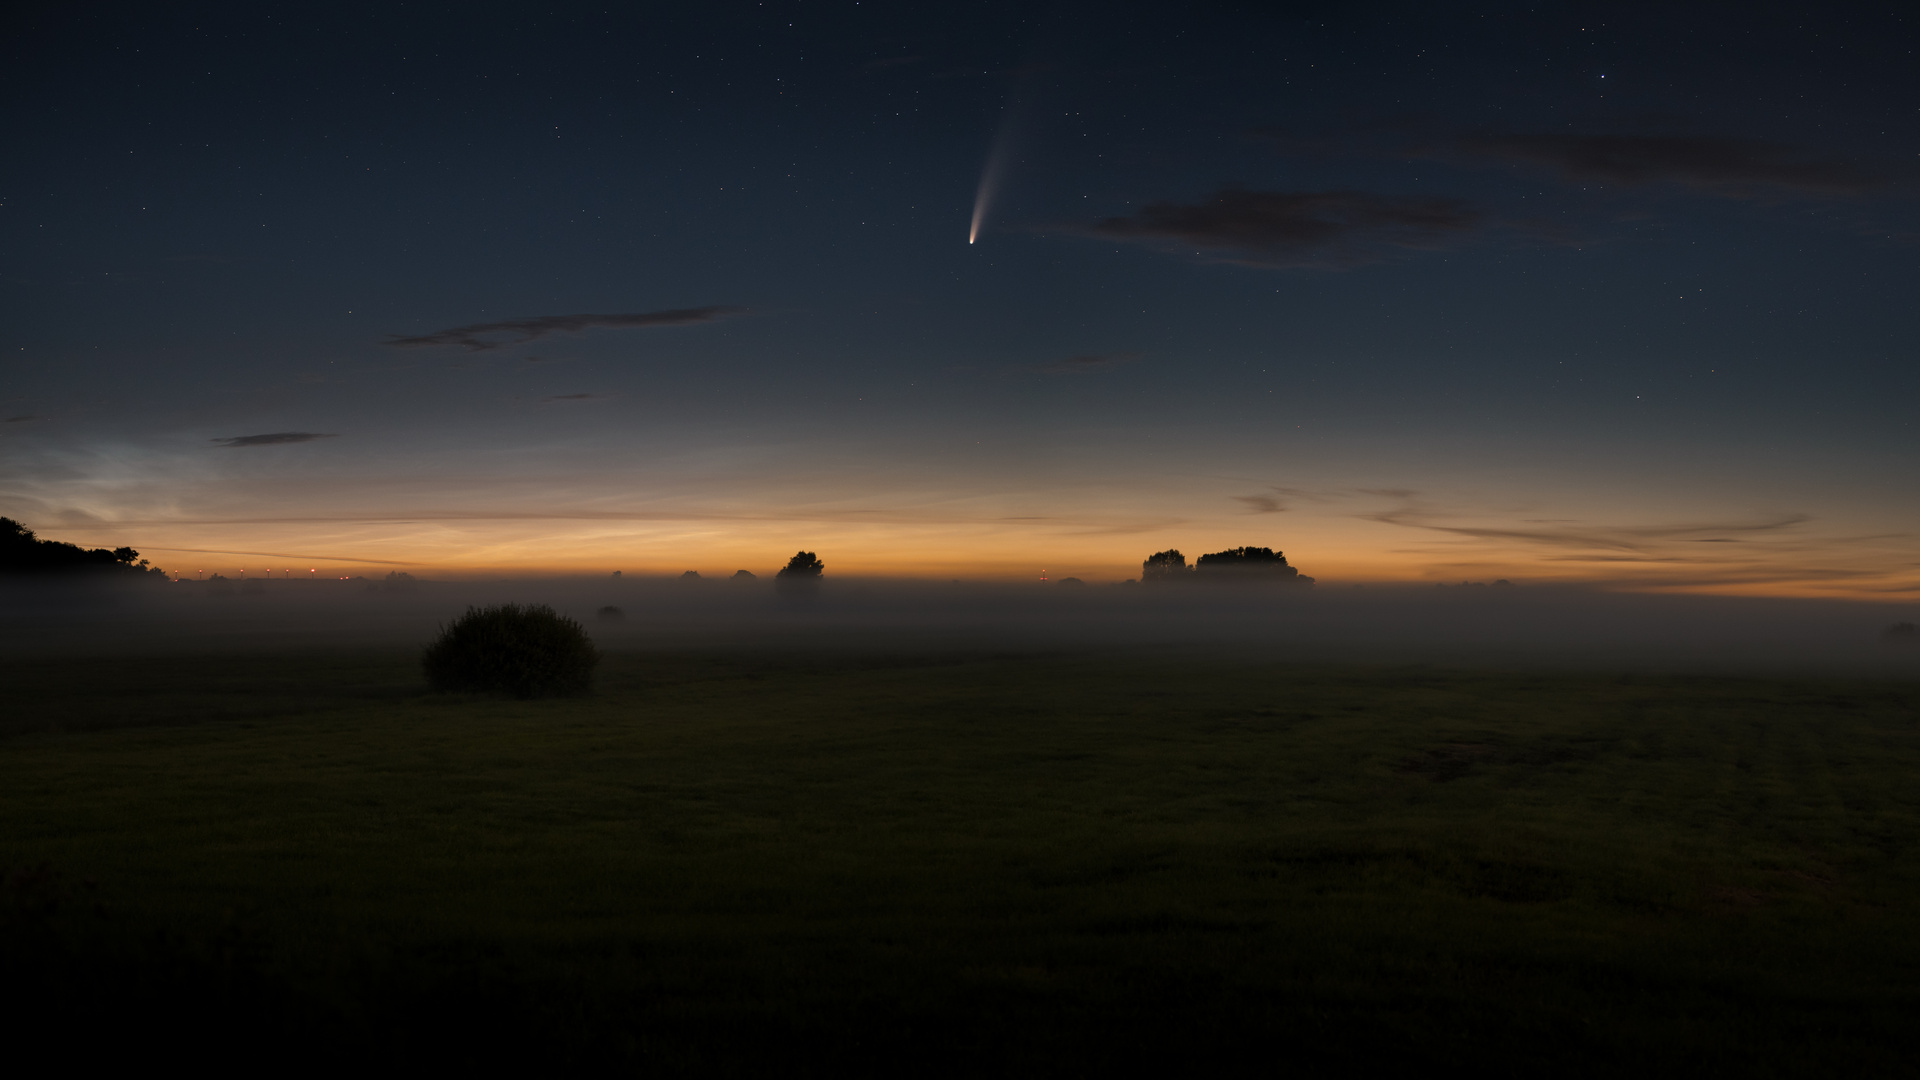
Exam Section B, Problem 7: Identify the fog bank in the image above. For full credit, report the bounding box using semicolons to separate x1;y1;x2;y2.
2;575;1916;677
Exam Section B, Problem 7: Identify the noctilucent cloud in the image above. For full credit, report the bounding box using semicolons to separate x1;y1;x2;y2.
3;3;1917;594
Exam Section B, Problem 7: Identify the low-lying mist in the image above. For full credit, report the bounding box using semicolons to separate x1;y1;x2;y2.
3;575;1916;677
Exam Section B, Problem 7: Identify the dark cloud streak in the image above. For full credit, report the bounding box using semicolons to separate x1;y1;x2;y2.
1456;133;1874;195
211;432;338;448
1232;494;1288;514
1088;187;1481;267
388;307;746;351
1366;506;1814;554
143;545;416;565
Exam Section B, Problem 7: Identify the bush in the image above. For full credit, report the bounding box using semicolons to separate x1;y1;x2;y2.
422;604;599;698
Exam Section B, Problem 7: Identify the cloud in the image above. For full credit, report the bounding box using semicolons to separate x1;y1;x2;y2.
1218;483;1410;513
541;393;598;403
1252;123;1879;204
143;545;416;566
211;432;339;448
94;508;1190;536
387;306;746;351
1352;498;1919;592
1365;504;1813;555
1087;187;1481;267
5;415;49;423
1209;484;1405;505
1231;493;1288;514
1455;133;1874;196
1037;352;1139;374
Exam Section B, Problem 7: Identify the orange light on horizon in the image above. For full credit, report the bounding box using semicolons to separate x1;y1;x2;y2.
85;506;1920;602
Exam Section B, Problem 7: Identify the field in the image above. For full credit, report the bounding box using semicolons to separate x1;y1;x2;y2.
3;648;1918;1074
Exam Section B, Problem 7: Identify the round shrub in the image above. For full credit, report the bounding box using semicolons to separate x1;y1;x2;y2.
422;603;599;698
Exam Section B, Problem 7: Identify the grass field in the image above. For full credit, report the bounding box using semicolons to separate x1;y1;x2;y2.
3;648;1918;1074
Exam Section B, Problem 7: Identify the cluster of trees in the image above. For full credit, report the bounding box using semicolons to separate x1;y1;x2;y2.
1;517;166;579
776;550;823;593
778;551;823;579
1141;546;1312;585
371;571;419;594
669;555;818;584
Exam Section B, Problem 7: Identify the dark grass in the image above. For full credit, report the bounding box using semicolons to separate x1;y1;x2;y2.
2;650;1918;1074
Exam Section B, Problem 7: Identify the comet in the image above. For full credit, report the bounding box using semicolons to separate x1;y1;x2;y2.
969;109;1018;244
968;139;1010;244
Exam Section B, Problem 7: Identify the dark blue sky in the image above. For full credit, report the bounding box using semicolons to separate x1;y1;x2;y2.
4;2;1916;590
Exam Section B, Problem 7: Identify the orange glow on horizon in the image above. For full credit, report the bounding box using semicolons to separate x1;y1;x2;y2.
40;510;1908;602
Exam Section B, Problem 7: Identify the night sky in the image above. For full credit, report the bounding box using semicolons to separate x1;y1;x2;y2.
4;2;1916;593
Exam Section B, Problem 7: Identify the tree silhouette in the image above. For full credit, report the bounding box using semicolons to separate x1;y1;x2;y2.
776;551;824;594
1141;549;1188;583
1140;545;1315;586
1;517;165;578
422;603;599;698
1195;546;1304;582
1197;546;1314;585
778;551;824;578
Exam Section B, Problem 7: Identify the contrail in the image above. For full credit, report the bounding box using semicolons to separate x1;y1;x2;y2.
142;546;417;565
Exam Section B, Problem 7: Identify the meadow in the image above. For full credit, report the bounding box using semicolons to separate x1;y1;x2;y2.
3;646;1918;1074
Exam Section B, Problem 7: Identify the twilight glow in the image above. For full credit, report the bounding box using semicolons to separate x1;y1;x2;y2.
3;6;1917;598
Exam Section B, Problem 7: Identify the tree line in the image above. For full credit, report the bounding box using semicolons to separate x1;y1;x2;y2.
0;517;166;578
1141;546;1312;585
3;522;1312;588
